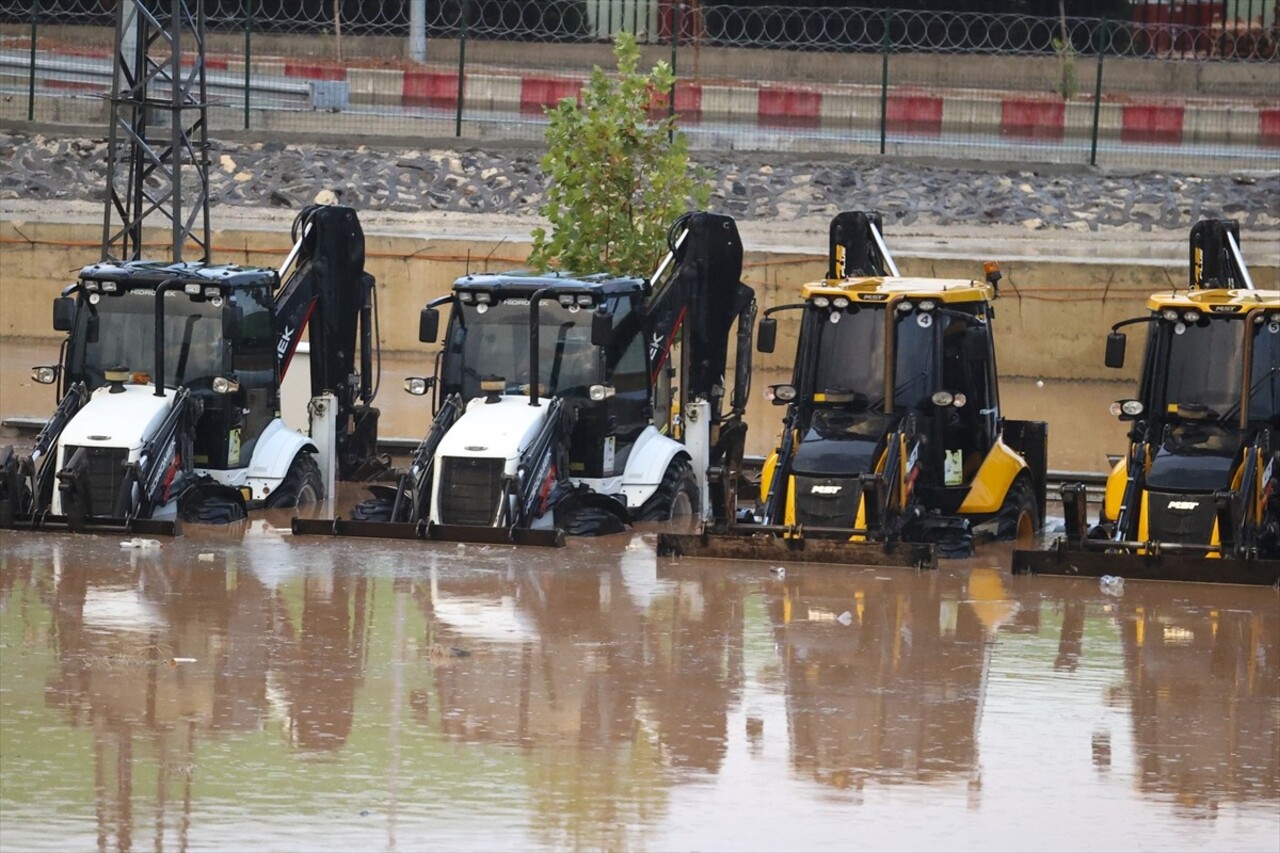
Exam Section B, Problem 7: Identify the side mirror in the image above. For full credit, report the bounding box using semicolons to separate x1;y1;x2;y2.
53;297;75;332
591;309;612;348
757;317;777;354
1104;331;1126;369
419;306;440;343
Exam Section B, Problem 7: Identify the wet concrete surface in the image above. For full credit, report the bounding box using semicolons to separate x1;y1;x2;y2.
1;521;1277;852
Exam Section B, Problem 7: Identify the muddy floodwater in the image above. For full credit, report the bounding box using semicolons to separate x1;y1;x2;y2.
1;517;1277;852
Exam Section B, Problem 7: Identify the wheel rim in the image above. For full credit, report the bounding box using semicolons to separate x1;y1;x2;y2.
1015;510;1035;547
295;479;322;513
669;490;694;520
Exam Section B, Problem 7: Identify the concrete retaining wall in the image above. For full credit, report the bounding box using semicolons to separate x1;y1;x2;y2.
4;218;1276;383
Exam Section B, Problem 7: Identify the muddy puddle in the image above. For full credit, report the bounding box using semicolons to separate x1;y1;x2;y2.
1;520;1276;851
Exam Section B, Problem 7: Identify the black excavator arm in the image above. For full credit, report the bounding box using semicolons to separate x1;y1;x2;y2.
1190;218;1253;290
274;204;384;481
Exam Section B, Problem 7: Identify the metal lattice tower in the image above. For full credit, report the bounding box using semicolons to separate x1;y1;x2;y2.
102;0;211;264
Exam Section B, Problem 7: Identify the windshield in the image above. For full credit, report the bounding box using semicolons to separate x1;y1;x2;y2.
1248;314;1280;423
1162;317;1246;416
807;305;937;411
74;289;224;390
454;300;601;399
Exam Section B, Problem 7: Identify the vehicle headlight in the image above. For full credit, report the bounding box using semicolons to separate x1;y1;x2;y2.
1161;308;1179;322
403;377;430;396
588;384;616;401
812;296;830;308
458;291;474;304
31;366;58;385
212;377;240;394
576;295;594;307
832;297;849;309
1109;399;1144;417
896;300;914;313
931;390;954;407
918;299;937;311
184;282;202;296
765;383;797;403
1182;310;1200;323
100;281;118;294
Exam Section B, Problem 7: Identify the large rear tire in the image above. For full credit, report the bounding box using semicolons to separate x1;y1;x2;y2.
182;492;246;525
266;453;324;510
995;476;1038;546
636;457;699;523
351;493;396;522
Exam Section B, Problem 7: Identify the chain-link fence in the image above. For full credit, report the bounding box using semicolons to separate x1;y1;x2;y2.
2;1;1277;170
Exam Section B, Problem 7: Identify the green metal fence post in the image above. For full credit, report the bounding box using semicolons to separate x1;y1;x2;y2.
243;0;253;130
27;0;39;121
455;0;468;138
879;8;890;155
1089;18;1107;167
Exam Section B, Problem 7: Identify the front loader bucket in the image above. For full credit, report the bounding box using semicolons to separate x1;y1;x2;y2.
5;512;179;537
1013;544;1280;587
657;529;936;570
426;523;566;548
290;517;566;548
291;517;424;540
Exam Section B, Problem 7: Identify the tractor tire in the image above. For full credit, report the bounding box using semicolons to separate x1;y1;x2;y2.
266;453;324;511
994;476;1038;546
636;457;699;523
351;493;396;522
182;493;246;525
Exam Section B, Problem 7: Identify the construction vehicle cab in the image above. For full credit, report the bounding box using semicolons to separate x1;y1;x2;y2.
1015;220;1279;585
294;211;755;546
0;204;383;534
659;211;1047;568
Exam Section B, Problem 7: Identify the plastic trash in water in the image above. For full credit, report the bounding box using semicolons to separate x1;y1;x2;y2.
1099;575;1125;596
836;611;853;626
120;538;161;550
197;553;216;562
769;565;786;578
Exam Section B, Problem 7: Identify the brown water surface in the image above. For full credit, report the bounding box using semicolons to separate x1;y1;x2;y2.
1;523;1277;851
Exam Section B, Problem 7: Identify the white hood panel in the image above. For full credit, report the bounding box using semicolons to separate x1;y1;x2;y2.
60;385;174;451
435;395;550;461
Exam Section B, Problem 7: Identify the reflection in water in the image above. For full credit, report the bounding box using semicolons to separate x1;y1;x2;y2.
272;572;370;750
417;541;745;850
761;564;1015;799
1116;585;1279;816
0;531;1277;851
2;530;372;852
1032;578;1280;822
